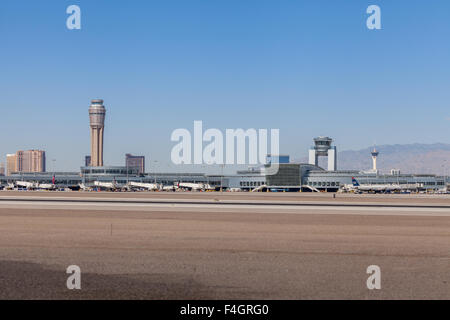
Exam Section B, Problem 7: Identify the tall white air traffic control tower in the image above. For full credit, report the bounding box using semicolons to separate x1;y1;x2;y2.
308;137;337;171
89;99;106;167
371;147;379;172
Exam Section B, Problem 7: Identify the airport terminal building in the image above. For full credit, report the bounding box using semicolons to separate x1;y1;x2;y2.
1;99;448;193
1;160;448;193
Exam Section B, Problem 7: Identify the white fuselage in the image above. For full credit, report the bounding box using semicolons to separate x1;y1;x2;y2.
16;181;35;189
128;182;160;191
37;184;55;190
94;181;116;189
343;183;420;193
178;182;204;190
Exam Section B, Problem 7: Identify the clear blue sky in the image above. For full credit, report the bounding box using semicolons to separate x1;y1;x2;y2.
1;0;449;171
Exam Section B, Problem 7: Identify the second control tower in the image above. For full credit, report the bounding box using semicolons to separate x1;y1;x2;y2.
89;99;106;167
371;147;379;172
308;136;337;171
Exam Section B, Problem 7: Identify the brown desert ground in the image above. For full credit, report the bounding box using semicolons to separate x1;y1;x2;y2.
0;191;449;299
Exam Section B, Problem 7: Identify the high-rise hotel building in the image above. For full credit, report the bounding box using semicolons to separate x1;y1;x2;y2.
6;154;16;176
7;150;46;175
125;154;145;175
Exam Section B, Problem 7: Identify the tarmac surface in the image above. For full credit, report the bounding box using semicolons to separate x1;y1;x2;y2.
0;191;449;299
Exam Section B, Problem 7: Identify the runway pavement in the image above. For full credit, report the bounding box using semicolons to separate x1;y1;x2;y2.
0;191;449;299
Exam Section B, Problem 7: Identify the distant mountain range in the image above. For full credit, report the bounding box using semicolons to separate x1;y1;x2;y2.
298;143;450;175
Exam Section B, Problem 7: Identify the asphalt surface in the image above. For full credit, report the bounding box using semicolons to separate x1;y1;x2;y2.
0;191;449;299
3;190;450;205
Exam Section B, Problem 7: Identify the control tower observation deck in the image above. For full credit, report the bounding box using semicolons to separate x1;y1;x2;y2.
308;136;337;171
89;99;106;167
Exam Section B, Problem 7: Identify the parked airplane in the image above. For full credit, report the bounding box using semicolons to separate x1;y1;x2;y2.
177;182;215;191
204;184;216;191
251;184;267;192
93;181;118;191
36;183;56;190
127;182;160;191
162;184;178;191
16;181;35;189
177;182;202;191
342;177;418;193
78;183;91;191
436;187;450;194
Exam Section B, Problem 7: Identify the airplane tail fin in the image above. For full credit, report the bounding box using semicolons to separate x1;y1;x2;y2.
351;177;360;187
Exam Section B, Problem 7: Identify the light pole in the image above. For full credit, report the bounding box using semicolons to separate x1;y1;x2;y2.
52;159;56;187
446;161;448;185
443;159;447;177
153;160;158;185
220;164;224;192
442;159;447;188
202;165;209;188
